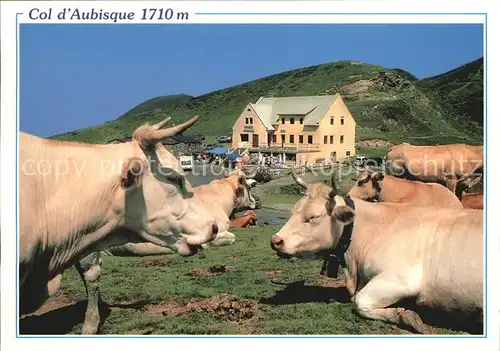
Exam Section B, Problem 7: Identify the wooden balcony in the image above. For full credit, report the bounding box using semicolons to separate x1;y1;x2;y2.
249;142;320;153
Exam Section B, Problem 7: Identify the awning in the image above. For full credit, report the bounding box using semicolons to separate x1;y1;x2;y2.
226;152;241;160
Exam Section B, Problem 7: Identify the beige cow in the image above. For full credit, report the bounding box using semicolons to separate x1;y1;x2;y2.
347;170;463;209
269;169;483;334
385;142;483;193
65;167;258;334
103;167;258;255
19;116;219;333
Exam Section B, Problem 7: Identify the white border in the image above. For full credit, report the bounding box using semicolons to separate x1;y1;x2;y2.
1;1;498;351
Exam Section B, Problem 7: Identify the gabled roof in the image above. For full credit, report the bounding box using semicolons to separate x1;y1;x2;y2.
251;94;339;129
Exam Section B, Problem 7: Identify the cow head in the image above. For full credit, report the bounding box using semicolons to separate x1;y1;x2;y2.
222;168;257;211
455;162;484;199
270;169;355;258
120;116;218;256
347;170;384;202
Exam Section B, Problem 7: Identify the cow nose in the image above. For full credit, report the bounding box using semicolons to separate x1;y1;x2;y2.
270;235;284;251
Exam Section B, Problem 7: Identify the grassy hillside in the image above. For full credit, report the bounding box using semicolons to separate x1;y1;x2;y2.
117;94;193;120
416;57;484;126
50;58;484;146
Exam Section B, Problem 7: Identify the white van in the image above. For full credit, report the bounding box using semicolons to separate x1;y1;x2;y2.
179;155;194;171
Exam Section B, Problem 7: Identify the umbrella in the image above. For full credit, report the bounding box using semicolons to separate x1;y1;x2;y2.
206;146;229;155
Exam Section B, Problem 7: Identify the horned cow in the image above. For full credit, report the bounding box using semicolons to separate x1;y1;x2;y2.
270;169;483;334
19;116;219;334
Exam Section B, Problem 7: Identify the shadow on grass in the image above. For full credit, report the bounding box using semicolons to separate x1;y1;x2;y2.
19;299;150;335
260;279;351;305
261;280;483;335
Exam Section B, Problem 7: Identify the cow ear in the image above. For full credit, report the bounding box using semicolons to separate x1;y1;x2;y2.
372;172;385;182
120;157;146;189
332;205;355;225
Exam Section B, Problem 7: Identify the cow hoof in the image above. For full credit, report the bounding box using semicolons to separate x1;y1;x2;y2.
400;310;435;334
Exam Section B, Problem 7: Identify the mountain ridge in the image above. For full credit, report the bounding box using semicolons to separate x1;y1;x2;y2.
50;57;484;146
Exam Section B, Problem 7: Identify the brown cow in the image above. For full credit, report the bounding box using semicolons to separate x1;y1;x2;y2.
269;169;483;334
385;142;483;193
19;116;219;334
459;193;484;210
348;170;463;209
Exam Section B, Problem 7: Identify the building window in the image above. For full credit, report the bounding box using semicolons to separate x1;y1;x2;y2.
290;118;295;124
300;118;303;124
330;118;334;125
250;117;253;124
281;118;285;124
341;117;345;125
340;135;344;143
272;134;277;143
247;108;251;112
299;135;304;143
346;151;351;156
308;135;313;144
324;135;328;144
240;134;249;142
245;118;248;124
330;135;334;144
281;134;286;144
290;134;295;143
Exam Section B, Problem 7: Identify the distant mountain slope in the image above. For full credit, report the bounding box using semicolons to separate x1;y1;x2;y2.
117;94;193;120
416;57;483;126
51;58;484;146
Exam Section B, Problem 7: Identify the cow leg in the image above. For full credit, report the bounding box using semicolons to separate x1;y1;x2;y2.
47;274;63;297
202;231;236;248
352;274;434;334
75;252;102;335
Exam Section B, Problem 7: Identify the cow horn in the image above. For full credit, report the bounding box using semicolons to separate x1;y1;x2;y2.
134;115;200;147
151;116;171;129
291;168;309;189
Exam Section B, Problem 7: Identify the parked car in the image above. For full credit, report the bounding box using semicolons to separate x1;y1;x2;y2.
353;155;385;169
179;155;194;171
217;136;232;143
204;143;223;150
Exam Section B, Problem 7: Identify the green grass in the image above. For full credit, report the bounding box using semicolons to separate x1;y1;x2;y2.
49;58;484;147
356;147;389;157
23;225;465;335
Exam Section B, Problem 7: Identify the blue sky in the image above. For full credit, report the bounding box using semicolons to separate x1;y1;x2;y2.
20;23;483;137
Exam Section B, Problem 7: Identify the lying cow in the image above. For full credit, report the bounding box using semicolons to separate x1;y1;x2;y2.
103;168;258;255
385;142;483;193
71;168;257;334
19;116;219;334
347;169;463;209
270;169;483;334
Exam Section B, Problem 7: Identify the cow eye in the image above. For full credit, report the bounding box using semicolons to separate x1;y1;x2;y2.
305;215;321;223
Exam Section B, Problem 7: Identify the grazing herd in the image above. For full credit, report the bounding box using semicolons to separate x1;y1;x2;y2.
18;115;485;335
